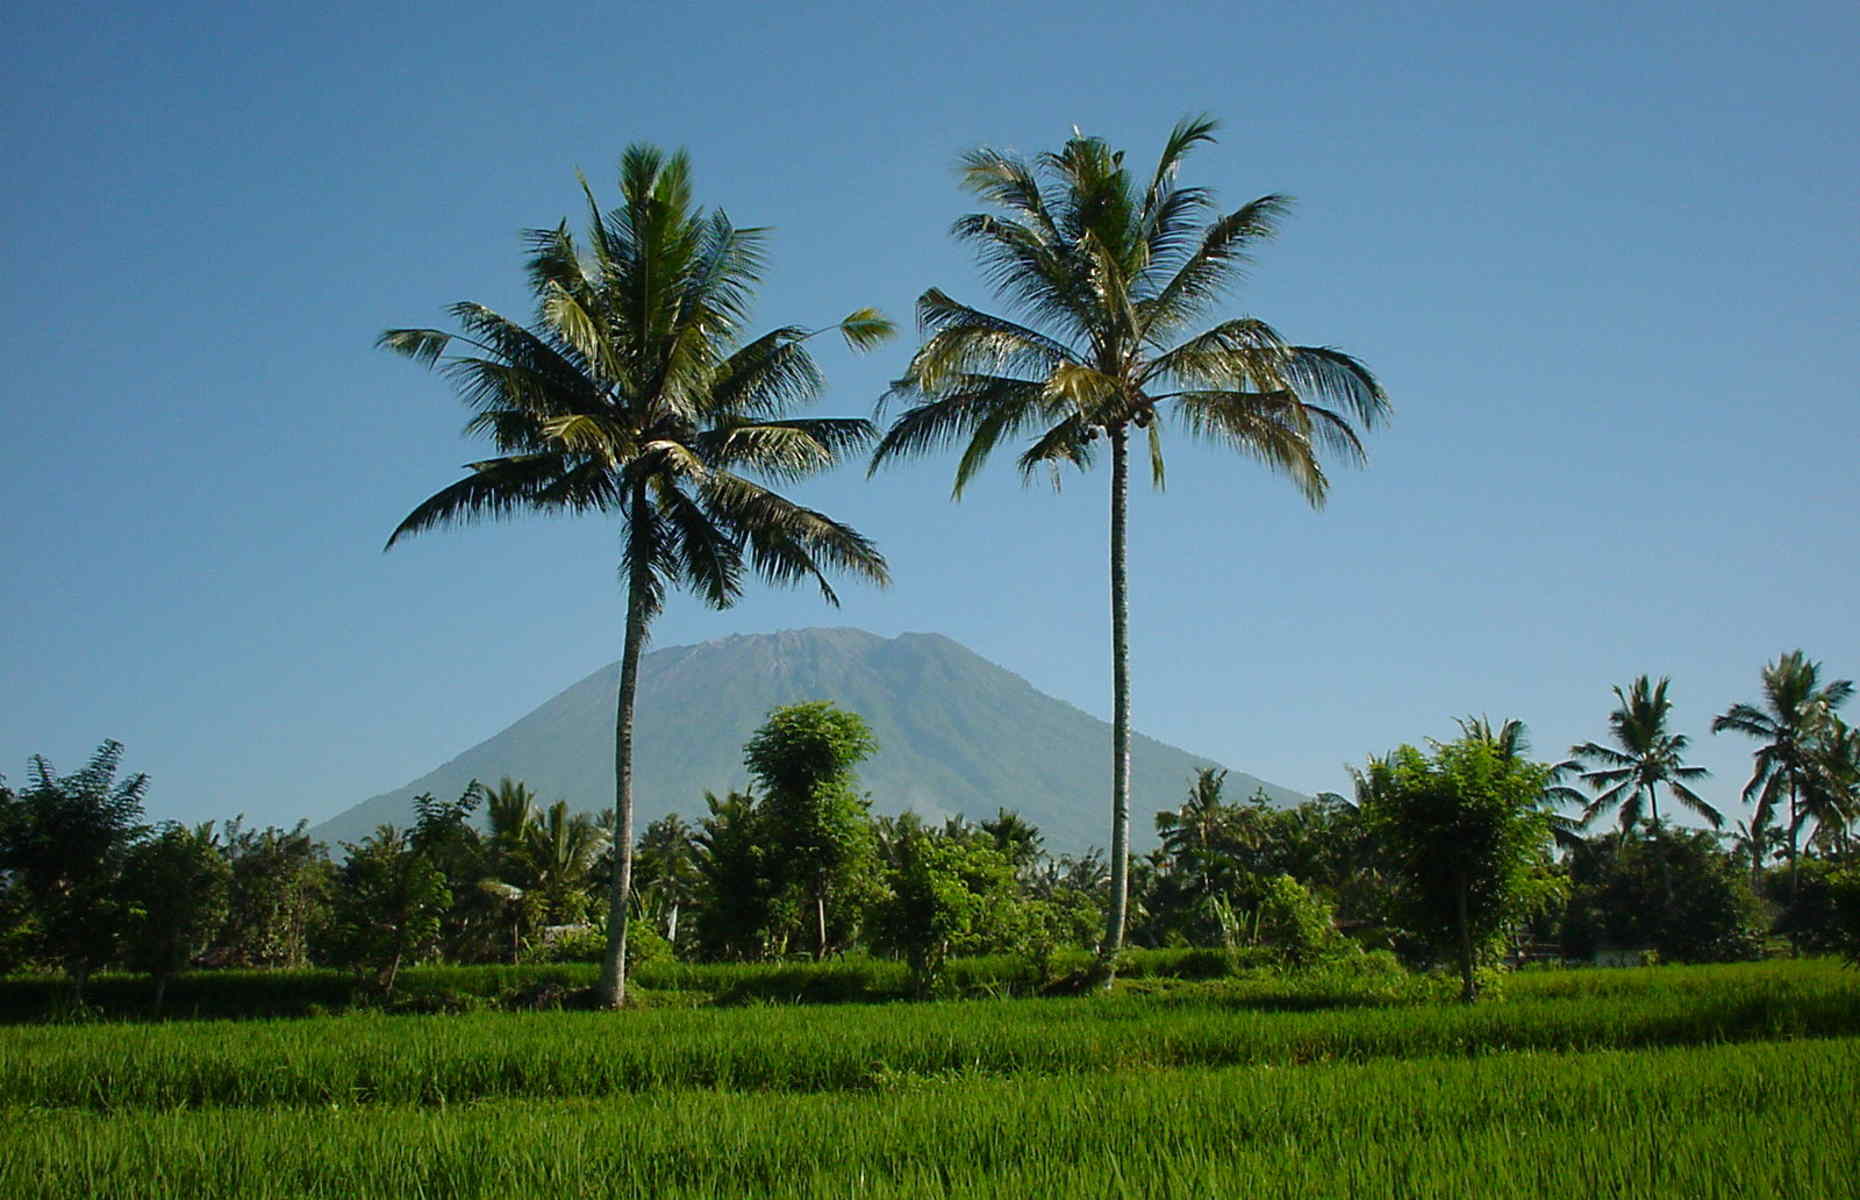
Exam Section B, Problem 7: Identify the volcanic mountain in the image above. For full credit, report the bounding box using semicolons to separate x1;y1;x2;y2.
311;628;1304;851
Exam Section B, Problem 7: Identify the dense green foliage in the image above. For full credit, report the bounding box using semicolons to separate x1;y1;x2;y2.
1359;734;1561;1000
1562;827;1766;963
118;825;232;1010
745;702;879;959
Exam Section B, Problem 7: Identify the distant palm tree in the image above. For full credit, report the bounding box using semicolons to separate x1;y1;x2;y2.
521;801;610;925
1713;650;1854;887
1569;677;1720;833
1805;717;1859;855
1455;715;1587;851
870;116;1388;983
1155;767;1238;894
381;147;891;1005
483;778;540;854
979;808;1045;874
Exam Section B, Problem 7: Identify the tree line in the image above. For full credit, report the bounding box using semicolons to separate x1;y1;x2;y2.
6;650;1858;1007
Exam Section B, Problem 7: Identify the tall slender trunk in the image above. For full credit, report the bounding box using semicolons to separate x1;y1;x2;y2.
1787;781;1801;901
1096;424;1133;986
1652;785;1673;905
815;889;829;961
598;570;650;1008
1455;880;1477;1004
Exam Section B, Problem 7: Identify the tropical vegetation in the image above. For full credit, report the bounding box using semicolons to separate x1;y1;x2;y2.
379;146;892;1005
869;116;1389;982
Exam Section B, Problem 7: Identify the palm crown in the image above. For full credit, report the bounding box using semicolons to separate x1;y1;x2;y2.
382;147;891;616
1712;650;1854;861
381;146;890;1005
870;114;1387;493
1569;676;1719;832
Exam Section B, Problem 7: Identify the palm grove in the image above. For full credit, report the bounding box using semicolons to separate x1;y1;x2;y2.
6;121;1858;1005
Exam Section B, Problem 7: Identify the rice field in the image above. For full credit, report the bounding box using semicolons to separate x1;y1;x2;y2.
3;960;1855;1196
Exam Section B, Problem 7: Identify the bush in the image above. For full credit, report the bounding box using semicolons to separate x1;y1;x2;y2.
1562;829;1766;964
1253;875;1345;967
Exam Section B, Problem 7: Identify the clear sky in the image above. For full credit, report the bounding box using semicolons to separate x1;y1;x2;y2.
3;0;1855;835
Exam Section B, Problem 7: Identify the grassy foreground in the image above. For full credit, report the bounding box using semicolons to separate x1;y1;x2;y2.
4;1039;1855;1198
4;961;1855;1110
3;961;1854;1196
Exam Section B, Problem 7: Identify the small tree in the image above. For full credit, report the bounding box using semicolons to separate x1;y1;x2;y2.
692;790;777;960
1560;828;1765;963
218;820;332;968
119;823;233;1010
868;816;1019;995
325;827;451;995
0;742;149;999
743;702;879;959
1359;734;1560;1002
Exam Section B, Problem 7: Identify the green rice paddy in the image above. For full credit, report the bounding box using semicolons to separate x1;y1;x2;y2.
3;960;1854;1196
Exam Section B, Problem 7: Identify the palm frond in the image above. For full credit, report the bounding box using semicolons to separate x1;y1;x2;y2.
386;454;575;549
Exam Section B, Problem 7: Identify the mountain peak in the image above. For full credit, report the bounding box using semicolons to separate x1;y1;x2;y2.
311;628;1303;850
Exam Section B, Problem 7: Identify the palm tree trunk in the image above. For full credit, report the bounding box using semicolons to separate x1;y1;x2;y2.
1096;424;1133;987
1787;782;1801;901
598;572;650;1008
1456;879;1477;1004
815;889;829;961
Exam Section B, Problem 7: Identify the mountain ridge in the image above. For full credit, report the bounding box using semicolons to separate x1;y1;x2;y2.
311;628;1305;851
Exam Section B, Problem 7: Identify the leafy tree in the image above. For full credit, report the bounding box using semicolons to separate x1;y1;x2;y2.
1251;874;1345;967
1568;676;1719;833
691;790;776;960
1358;734;1561;1002
409;784;503;961
1824;866;1860;965
1455;716;1587;851
868;815;1020;995
1771;856;1860;956
1713;650;1854;892
325;827;451;995
119;823;233;1010
743;701;879;959
382;148;891;1005
0;776;38;974
870;116;1387;984
0;741;149;997
1560;828;1765;963
218;819;332;968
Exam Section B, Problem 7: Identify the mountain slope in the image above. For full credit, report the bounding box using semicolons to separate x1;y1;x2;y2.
311;628;1304;851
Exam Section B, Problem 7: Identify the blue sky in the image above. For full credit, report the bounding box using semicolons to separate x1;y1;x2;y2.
3;0;1854;835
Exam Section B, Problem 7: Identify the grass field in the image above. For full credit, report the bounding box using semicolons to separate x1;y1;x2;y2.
3;960;1855;1196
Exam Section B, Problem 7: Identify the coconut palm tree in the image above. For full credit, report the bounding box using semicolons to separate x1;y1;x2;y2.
1713;650;1854;888
1568;676;1720;833
1804;716;1860;855
869;116;1388;982
1456;715;1588;853
520;800;610;925
381;146;891;1005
